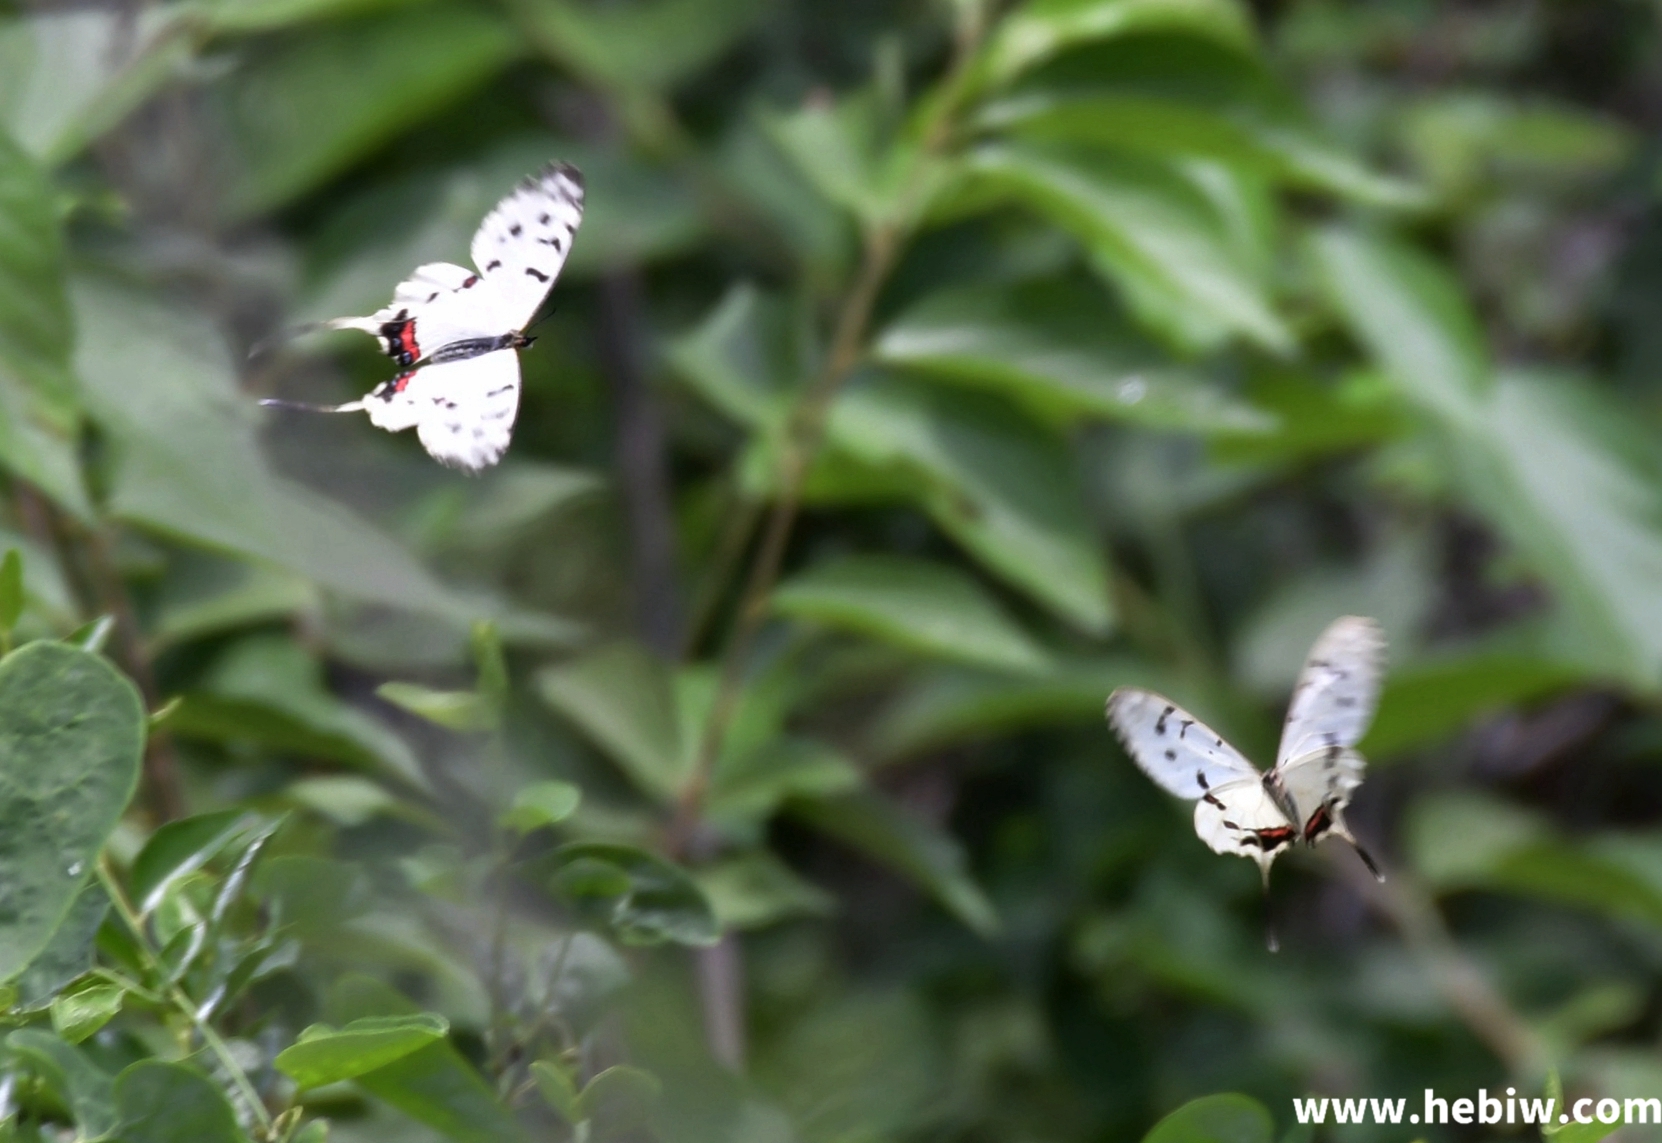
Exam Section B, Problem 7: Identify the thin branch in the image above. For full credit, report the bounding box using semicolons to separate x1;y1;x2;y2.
597;269;683;658
672;222;900;839
1345;860;1548;1076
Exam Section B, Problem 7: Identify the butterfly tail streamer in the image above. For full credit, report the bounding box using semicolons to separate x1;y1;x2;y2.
1349;839;1385;882
248;318;373;360
258;397;366;414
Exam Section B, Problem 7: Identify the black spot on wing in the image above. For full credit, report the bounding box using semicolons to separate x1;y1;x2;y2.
525;266;550;283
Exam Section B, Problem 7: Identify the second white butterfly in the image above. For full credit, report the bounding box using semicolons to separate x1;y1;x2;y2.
1105;615;1387;888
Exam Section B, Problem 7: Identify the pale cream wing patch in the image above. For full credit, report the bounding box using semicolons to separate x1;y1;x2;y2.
1275;616;1386;767
1192;777;1296;865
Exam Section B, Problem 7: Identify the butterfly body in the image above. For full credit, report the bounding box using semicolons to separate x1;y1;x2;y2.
262;162;584;472
1106;616;1386;886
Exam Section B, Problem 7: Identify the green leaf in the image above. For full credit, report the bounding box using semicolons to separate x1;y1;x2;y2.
789;789;998;936
6;1028;117;1137
707;736;862;826
114;1060;250;1143
530;1059;582;1122
276;1014;451;1090
375;682;494;733
216;4;520;218
1142;1093;1274;1143
64;615;114;653
1318;230;1662;688
579;1065;662;1135
505;0;766;93
873;278;1273;432
975;0;1257;92
978;93;1426;208
0;642;142;981
501;781;582;834
70;278;465;619
201;0;426;33
965;144;1292;353
823;378;1114;634
550;842;720;947
765;94;927;226
1311;227;1490;423
1456;372;1662;689
0;10;194;165
326;975;526;1143
772;554;1051;673
695;850;835;929
1363;652;1582;757
48;978;123;1043
1543;1072;1622;1143
0;548;21;634
166;636;426;787
536;643;685;802
871;656;1154;760
13;879;107;1009
666;282;805;430
128;810;254;917
0;130;91;518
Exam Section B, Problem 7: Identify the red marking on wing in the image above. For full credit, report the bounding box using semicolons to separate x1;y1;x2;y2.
395;322;420;362
392;371;414;392
1302;804;1332;843
1253;826;1296;848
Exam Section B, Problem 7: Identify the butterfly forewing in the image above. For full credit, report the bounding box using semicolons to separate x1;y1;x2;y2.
1105;688;1258;799
469;162;584;331
1274;616;1386;767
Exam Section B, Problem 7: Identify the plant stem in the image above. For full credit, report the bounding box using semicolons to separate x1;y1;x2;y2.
672;222;899;839
97;857;275;1134
1347;861;1547;1077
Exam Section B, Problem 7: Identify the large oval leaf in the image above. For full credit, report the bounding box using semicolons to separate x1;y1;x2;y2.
0;641;142;981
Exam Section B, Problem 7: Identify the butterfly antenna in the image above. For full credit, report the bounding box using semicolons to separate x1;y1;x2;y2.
258;397;364;414
523;305;558;337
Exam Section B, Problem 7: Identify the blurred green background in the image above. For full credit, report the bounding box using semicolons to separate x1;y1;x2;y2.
3;0;1662;1139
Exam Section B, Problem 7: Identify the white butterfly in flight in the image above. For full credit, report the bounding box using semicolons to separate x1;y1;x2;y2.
1106;616;1387;901
262;162;585;472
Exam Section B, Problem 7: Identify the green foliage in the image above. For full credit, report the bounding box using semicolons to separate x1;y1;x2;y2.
276;1013;451;1089
0;642;141;981
0;0;1660;1137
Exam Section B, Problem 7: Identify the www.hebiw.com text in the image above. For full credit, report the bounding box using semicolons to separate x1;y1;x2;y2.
1293;1090;1661;1127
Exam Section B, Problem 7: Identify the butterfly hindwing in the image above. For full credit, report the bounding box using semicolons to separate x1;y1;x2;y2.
1275;615;1386;767
1192;777;1297;866
1105;688;1258;799
360;350;520;472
